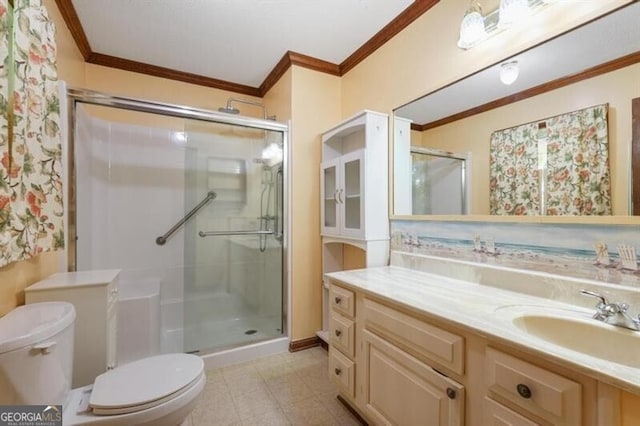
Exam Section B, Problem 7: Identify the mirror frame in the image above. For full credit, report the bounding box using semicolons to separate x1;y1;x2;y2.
392;2;640;222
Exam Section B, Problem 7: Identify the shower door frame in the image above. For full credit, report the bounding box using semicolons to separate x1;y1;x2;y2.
410;146;470;215
65;87;290;338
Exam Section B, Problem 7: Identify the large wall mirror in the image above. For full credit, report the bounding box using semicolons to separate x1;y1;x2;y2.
393;2;640;217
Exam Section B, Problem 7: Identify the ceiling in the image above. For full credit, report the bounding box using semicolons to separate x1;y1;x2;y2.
67;0;422;94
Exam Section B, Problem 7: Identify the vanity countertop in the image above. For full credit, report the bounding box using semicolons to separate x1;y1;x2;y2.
325;265;640;394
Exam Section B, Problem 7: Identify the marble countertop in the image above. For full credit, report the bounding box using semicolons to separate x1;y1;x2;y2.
325;265;640;394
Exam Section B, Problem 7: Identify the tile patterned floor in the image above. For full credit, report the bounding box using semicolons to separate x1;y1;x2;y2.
190;346;363;426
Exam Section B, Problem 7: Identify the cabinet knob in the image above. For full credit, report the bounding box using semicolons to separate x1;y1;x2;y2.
446;388;457;399
334;367;342;376
516;383;532;399
334;297;342;304
335;329;342;337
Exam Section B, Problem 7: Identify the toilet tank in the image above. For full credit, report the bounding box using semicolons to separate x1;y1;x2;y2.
0;302;75;405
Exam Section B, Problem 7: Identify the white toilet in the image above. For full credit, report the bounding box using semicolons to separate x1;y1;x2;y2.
0;302;205;425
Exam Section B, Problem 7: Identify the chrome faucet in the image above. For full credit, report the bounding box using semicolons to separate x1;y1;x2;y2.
580;290;640;331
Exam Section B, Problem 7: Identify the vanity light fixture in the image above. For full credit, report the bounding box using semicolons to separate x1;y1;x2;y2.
458;0;553;50
499;61;519;85
457;1;487;49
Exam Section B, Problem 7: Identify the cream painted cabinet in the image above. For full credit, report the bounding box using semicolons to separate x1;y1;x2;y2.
362;329;464;426
325;279;613;426
361;297;465;426
328;284;357;400
25;270;120;387
327;281;465;425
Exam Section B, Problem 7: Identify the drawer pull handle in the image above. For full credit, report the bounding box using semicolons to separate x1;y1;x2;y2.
334;296;342;304
516;384;532;399
334;367;342;376
335;329;342;337
446;388;457;399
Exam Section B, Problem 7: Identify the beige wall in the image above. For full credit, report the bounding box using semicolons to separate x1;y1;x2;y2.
288;66;341;341
264;68;293;123
0;0;86;316
420;63;640;215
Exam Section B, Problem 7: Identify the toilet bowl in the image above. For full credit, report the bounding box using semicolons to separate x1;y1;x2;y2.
0;302;204;426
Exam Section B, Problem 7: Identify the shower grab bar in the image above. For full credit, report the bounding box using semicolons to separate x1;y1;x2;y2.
156;191;217;246
198;230;274;237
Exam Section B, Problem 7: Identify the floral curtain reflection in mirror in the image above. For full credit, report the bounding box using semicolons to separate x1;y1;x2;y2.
0;0;64;268
489;104;611;216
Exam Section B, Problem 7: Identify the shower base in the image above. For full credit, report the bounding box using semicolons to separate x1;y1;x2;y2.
162;292;287;369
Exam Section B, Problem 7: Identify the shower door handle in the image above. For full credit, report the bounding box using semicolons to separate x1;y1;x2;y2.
274;167;283;242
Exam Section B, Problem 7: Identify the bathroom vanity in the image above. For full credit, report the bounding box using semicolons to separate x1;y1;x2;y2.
326;254;640;425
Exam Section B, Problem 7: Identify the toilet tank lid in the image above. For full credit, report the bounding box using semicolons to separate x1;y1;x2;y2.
0;302;75;354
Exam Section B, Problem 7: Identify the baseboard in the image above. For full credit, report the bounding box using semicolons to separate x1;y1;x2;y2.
337;394;368;426
319;339;328;351
288;336;320;352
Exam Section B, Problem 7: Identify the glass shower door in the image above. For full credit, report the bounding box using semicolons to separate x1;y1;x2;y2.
182;120;285;353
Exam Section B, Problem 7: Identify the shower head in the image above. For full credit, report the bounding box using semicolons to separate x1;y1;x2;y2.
219;98;273;119
218;105;240;114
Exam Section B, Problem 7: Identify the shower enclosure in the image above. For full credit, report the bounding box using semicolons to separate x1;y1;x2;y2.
66;89;288;357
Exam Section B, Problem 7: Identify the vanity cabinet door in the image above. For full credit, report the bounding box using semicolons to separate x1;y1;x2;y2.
363;330;464;426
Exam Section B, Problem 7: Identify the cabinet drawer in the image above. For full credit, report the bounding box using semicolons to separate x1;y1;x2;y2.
330;285;355;318
364;298;464;375
329;311;355;358
485;348;581;426
484;397;540;426
329;347;355;398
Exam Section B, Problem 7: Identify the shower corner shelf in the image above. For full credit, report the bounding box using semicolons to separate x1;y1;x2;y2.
318;110;390;343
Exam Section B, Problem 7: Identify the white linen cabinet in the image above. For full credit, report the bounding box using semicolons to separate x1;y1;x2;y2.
318;111;389;343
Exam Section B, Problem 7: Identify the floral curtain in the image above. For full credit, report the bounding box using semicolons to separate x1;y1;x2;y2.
1;0;12;257
489;104;611;216
0;0;63;268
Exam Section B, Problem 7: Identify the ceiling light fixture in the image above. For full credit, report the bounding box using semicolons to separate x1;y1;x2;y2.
499;61;519;85
457;1;487;49
458;0;554;50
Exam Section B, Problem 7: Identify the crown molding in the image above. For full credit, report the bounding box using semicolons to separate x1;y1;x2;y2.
259;51;341;95
87;52;261;97
340;0;439;75
54;0;438;97
55;0;91;60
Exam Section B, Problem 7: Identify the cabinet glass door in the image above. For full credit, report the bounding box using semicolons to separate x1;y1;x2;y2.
322;159;340;235
341;151;364;238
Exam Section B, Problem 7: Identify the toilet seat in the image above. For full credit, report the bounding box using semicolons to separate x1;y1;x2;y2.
89;353;204;416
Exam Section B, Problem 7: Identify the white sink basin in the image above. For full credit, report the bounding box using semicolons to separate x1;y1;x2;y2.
512;312;640;368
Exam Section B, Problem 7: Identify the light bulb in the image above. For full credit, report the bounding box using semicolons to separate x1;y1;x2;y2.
499;61;519;85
